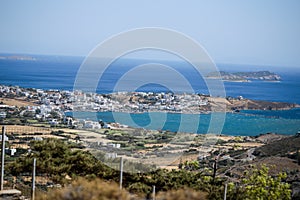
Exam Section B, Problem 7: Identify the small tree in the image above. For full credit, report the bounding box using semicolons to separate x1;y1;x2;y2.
183;160;200;171
237;165;291;200
49;110;61;119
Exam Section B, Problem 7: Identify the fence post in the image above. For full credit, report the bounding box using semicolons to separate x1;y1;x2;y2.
119;157;123;190
224;183;227;200
1;126;5;190
32;158;36;200
152;185;156;200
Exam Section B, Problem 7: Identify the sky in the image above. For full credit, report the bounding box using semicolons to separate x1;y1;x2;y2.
0;0;299;67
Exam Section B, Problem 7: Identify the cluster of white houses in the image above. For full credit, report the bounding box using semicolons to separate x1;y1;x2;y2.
0;85;212;129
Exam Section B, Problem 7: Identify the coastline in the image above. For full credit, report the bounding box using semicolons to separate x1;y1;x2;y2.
1;84;300;136
2;84;299;115
1;84;298;113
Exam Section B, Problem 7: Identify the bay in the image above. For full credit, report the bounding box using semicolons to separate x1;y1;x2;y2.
66;109;300;136
1;55;300;136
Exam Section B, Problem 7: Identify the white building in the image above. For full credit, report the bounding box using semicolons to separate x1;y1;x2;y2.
83;120;101;129
5;148;17;156
49;119;59;126
0;135;8;141
0;111;7;119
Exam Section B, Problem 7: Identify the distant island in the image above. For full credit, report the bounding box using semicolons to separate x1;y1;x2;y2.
0;54;36;61
206;70;281;82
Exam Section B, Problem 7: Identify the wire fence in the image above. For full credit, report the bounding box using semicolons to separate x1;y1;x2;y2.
1;125;54;199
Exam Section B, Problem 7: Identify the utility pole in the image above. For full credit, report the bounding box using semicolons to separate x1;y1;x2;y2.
1;126;5;190
32;158;36;200
119;157;123;190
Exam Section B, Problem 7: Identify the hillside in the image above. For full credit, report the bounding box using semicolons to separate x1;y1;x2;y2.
253;133;300;157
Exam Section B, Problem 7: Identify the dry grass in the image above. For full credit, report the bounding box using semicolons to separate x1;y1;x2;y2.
0;97;37;107
1;125;52;135
36;178;131;200
157;188;208;200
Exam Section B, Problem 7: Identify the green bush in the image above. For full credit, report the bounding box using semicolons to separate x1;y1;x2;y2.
227;165;291;200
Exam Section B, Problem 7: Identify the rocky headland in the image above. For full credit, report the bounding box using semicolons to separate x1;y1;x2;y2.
206;70;281;82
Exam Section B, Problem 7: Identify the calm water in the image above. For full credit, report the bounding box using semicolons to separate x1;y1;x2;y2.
66;109;300;136
1;55;300;135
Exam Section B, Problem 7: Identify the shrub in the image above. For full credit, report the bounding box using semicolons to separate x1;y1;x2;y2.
227;165;291;200
36;178;130;200
157;188;208;200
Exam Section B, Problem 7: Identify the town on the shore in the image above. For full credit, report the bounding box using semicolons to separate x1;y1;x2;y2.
1;84;298;130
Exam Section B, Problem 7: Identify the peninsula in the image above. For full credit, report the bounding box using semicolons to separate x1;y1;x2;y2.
206;70;281;82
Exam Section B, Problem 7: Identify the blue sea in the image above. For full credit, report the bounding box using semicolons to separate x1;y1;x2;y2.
0;55;300;136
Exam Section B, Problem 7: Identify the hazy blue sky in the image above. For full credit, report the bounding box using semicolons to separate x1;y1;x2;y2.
0;0;299;67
